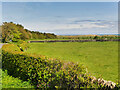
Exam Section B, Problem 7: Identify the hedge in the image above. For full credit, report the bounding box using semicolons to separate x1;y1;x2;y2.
2;44;99;89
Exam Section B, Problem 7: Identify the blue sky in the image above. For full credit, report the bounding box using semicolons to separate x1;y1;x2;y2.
2;2;118;35
1;0;120;2
0;2;2;25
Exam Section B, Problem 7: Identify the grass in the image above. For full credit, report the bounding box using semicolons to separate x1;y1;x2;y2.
1;69;34;88
25;41;118;83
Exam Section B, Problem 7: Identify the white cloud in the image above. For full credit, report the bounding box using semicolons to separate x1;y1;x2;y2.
36;23;109;31
22;17;117;35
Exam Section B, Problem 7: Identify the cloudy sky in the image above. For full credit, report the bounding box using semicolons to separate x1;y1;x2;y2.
2;2;118;35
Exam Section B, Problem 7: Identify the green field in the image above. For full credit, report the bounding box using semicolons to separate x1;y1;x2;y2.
26;41;118;82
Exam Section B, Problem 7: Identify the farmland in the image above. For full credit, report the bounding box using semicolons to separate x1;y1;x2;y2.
1;22;119;88
26;41;118;82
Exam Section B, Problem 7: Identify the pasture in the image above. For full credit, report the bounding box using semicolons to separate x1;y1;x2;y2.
26;41;118;82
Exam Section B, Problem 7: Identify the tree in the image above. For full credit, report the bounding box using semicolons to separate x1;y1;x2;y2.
2;22;57;42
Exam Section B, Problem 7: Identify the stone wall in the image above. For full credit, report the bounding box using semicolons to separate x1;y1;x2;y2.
29;39;120;43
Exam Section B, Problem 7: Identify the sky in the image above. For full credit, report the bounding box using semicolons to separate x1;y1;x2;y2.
1;0;120;2
0;2;2;25
2;2;118;35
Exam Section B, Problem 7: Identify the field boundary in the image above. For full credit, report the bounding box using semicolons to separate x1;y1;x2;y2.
29;39;120;43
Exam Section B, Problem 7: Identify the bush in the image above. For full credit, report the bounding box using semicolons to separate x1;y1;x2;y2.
2;44;100;89
2;69;34;88
17;40;29;51
2;44;21;52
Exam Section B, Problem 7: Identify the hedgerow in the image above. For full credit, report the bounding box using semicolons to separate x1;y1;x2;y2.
2;44;100;89
17;40;29;51
2;69;34;88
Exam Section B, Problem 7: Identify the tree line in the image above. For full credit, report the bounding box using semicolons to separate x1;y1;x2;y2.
1;22;57;43
58;35;118;40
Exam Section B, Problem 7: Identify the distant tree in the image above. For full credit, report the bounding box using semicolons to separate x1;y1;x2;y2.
2;22;57;42
93;36;98;39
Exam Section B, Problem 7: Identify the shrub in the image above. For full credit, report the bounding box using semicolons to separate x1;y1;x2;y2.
2;69;34;88
2;44;100;89
17;40;29;51
2;44;21;52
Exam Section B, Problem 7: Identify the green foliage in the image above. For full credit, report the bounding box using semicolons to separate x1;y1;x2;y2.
2;22;57;43
2;69;34;88
2;44;21;52
17;40;29;51
58;35;118;40
2;22;22;42
2;44;99;89
93;36;98;39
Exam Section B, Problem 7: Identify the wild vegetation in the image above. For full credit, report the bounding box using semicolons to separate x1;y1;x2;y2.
2;69;34;88
0;48;33;88
1;22;57;43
